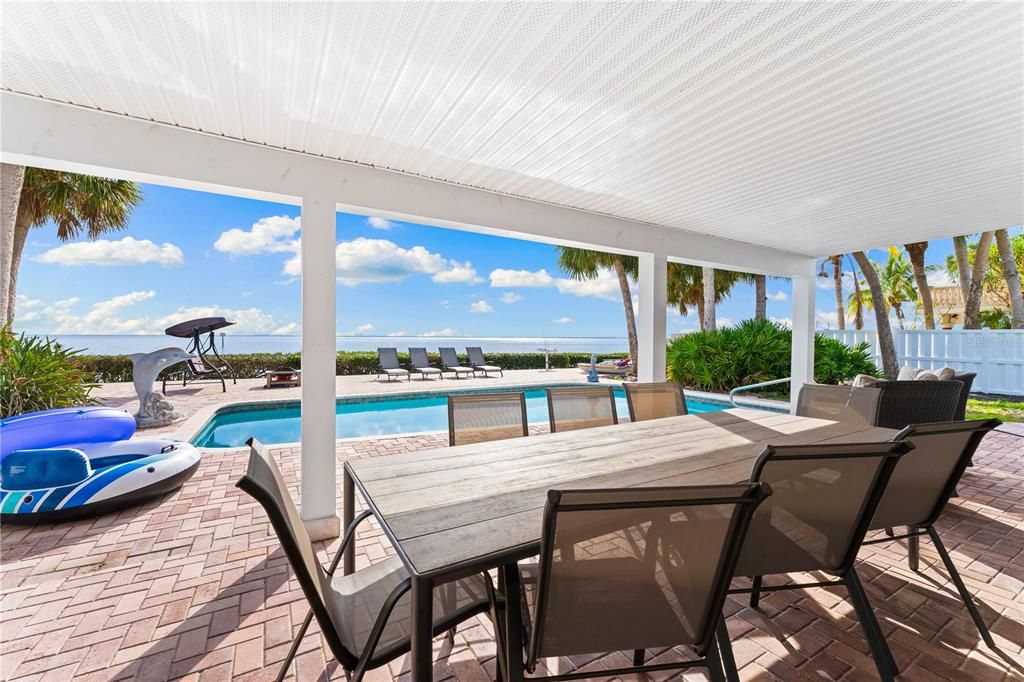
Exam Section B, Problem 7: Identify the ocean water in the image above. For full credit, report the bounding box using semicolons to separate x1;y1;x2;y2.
43;334;629;356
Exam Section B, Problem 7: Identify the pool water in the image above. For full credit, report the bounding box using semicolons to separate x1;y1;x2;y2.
193;386;727;447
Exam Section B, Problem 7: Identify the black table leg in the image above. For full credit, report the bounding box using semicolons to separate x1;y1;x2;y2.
410;576;434;681
343;469;355;575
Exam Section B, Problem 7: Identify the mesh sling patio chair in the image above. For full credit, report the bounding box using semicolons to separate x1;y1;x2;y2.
408;347;443;380
439;347;474;379
622;381;688;422
795;384;882;425
721;441;912;682
493;484;772;682
466;346;504;377
236;439;490;682
861;419;1002;647
448;392;529;446
545;386;618;433
376;347;410;382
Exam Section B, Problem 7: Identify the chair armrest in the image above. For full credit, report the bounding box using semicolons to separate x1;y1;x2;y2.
324;509;374;575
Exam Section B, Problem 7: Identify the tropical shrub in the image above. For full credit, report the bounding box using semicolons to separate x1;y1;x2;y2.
73;351;628;383
0;328;98;418
667;318;879;392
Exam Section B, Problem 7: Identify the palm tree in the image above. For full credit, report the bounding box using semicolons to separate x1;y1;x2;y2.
876;247;917;330
0;164;25;324
994;229;1024;329
753;273;767;321
666;263;743;331
701;267;716;331
847;255;864;330
963;231;995;329
819;255;846;329
3;167;142;324
556;247;638;370
852;251;898;379
952;234;972;303
903;241;935;329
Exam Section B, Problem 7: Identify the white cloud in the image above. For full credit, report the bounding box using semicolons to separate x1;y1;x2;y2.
386;331;407;337
489;266;625;301
272;322;300;335
214;215;300;255
767;291;788;302
241;291;253;298
28;291;290;335
433;261;482;284
489;268;555;288
367;216;393;230
36;237;184;267
770;316;793;328
552;316;573;324
20;311;40;321
500;292;522;304
16;295;42;309
816;310;841;328
343;322;376;335
927;270;956;288
718;317;735;328
439;300;450;309
468;300;494;313
422;328;459;337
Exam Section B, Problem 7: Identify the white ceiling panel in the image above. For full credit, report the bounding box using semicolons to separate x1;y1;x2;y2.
2;1;1021;256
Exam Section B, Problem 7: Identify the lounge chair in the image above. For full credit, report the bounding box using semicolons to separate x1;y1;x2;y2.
719;440;912;681
466;346;503;377
576;357;632;376
490;483;772;681
861;419;1002;646
623;381;688;422
408;347;442;381
236;439;490;682
162;354;231;393
545;386;617;432
264;367;301;388
448;392;528;446
376;347;409;382
439;347;474;379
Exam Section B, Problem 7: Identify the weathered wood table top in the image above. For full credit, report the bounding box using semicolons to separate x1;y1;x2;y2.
345;408;896;579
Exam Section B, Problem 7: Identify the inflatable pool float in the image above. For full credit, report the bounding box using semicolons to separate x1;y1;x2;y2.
0;408;201;524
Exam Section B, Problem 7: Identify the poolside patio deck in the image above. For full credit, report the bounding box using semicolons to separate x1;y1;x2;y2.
2;423;1022;681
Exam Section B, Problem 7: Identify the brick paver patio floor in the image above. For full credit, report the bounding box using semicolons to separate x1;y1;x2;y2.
2;427;1023;681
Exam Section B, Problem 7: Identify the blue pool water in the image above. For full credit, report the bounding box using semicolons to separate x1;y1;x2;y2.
193;386;727;447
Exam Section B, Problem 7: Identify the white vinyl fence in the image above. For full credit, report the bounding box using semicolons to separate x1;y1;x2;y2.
821;329;1024;396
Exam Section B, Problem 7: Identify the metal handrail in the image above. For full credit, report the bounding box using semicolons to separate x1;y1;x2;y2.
729;377;791;407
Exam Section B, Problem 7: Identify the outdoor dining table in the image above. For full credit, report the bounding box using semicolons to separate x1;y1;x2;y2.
342;407;898;681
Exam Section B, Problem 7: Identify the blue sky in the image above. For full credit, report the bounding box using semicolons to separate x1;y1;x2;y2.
12;182;1020;339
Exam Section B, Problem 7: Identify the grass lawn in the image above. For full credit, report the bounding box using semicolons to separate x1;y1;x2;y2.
966;396;1024;422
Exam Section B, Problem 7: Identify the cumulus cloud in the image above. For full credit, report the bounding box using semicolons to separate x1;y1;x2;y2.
16;295;42;309
433;261;482;284
927;270;956;288
500;292;522;304
490;266;624;301
489;268;555;288
552;316;573;324
767;291;788;302
770;316;793;328
816;310;841;328
36;237;184;267
386;331;407;337
422;328;459;337
468;300;494;313
367;216;393;230
26;291;293;335
214;215;300;255
272;322;300;335
343;323;376;335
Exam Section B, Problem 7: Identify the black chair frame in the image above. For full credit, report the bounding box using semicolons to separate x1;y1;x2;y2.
720;441;912;682
861;419;1002;648
447;392;529;447
499;484;772;682
236;439;487;682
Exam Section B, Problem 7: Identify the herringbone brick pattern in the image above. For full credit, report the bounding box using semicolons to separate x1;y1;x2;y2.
2;429;1022;681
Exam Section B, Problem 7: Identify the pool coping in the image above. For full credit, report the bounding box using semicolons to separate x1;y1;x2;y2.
178;381;790;448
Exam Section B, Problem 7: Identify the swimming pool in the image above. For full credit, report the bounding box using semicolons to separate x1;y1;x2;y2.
192;385;729;447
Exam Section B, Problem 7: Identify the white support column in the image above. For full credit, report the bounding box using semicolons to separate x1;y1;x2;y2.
637;253;668;383
300;195;339;540
790;259;818;414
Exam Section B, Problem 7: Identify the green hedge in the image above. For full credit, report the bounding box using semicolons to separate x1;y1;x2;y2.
73;351;628;383
666;318;879;392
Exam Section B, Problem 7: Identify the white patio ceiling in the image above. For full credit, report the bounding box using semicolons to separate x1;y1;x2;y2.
2;1;1021;258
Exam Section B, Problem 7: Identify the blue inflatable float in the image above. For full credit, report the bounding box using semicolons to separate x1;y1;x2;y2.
0;407;201;524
